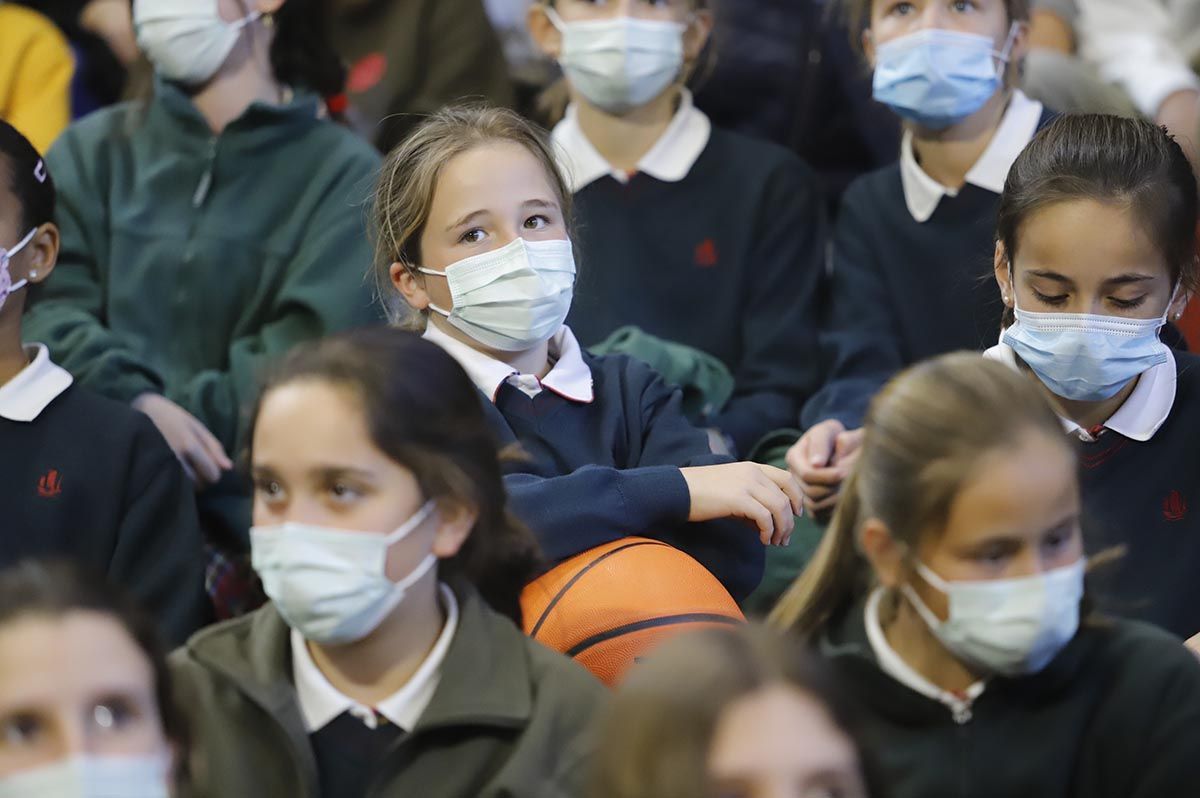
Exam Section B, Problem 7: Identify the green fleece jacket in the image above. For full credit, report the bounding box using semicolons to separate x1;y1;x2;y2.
171;581;607;798
23;81;383;455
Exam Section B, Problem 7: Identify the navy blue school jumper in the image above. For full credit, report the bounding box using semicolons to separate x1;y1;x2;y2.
485;351;763;601
818;595;1200;798
556;93;827;455
803;93;1056;431
425;323;765;601
2;347;208;643
1074;352;1200;639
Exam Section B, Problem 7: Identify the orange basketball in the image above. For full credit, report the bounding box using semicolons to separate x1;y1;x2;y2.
521;537;745;686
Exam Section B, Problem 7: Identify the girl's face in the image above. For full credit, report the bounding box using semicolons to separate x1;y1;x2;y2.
529;0;712;84
251;379;470;581
865;0;1014;65
707;684;868;798
995;198;1189;321
395;141;568;319
865;428;1083;616
872;430;1083;624
0;612;168;776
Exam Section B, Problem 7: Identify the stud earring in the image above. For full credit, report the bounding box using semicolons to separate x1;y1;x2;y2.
28;271;37;279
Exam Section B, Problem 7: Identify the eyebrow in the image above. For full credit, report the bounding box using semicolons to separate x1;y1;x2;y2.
446;209;490;233
523;198;559;211
251;464;376;481
1023;269;1157;287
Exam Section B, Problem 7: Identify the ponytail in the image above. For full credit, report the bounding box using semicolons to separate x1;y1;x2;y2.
770;353;1070;637
769;467;868;636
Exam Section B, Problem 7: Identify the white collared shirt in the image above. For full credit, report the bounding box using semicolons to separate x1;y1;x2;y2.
0;344;73;422
551;89;713;192
899;90;1044;224
292;583;459;733
423;322;595;404
865;588;987;722
984;342;1176;443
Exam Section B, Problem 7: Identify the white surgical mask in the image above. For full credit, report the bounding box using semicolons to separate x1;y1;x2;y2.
251;501;438;645
133;0;262;86
0;753;172;798
419;237;576;352
546;7;686;114
0;228;36;314
901;558;1085;676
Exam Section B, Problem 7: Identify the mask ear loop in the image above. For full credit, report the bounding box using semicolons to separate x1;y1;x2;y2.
992;21;1020;79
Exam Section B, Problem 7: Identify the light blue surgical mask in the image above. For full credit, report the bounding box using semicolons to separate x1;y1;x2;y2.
872;24;1017;130
1002;269;1177;402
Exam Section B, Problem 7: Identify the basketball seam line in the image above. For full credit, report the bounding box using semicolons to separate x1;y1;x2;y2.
528;540;667;639
565;613;742;659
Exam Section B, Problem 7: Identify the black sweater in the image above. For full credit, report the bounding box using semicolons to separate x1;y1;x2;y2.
566;128;827;454
1080;352;1200;638
4;384;208;643
803;111;1055;430
480;351;764;601
820;599;1200;798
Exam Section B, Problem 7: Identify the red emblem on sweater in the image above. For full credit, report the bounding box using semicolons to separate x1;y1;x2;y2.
694;238;718;268
1163;490;1188;522
347;53;387;94
37;470;62;498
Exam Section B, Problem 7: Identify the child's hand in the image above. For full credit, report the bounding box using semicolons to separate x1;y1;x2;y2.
133;393;233;488
681;463;803;546
786;421;864;517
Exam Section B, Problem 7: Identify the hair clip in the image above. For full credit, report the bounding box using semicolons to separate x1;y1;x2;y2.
34;160;47;184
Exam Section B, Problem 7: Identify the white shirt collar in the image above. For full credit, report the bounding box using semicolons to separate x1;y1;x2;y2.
422;322;594;404
291;583;459;734
0;344;73;422
864;588;986;716
983;342;1176;442
551;89;713;192
899;90;1044;223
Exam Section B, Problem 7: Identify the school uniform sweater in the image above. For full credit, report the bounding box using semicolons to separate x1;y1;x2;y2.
802;96;1055;430
819;598;1200;798
3;348;207;644
560;98;827;455
488;351;764;601
1071;352;1200;638
426;323;765;601
23;79;383;457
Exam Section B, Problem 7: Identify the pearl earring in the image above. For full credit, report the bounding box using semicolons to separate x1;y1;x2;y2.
29;271;37;279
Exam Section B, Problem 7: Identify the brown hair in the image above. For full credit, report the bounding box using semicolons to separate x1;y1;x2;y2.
769;353;1068;636
250;327;543;624
997;114;1199;328
0;560;188;783
839;0;1031;55
589;624;885;798
371;104;574;323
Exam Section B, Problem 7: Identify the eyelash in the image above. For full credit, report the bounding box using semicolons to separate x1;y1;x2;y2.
1031;290;1148;310
458;215;552;244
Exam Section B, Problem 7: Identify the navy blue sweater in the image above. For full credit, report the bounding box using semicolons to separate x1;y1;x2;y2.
479;351;765;601
1080;353;1200;639
566;128;827;454
3;383;208;643
803;111;1055;431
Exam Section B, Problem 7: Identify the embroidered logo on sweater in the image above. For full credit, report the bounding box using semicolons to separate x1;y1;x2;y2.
37;469;62;498
1163;490;1188;523
347;53;387;94
694;238;719;268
